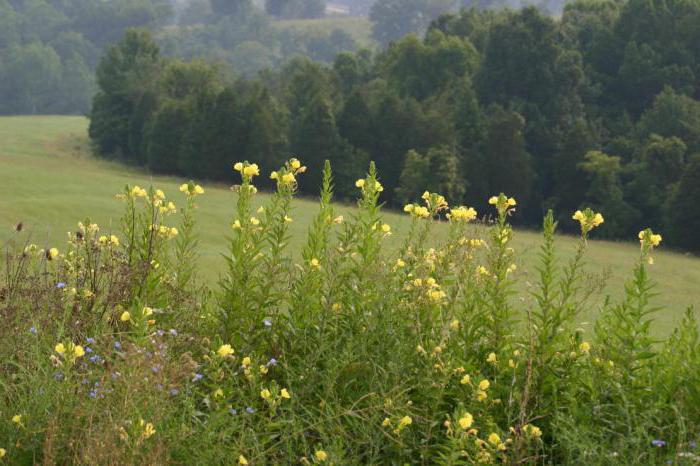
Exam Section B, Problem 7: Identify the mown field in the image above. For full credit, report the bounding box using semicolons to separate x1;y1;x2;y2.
1;115;698;335
273;16;374;47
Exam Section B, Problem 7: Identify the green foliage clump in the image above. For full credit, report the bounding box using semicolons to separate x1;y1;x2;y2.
1;160;697;465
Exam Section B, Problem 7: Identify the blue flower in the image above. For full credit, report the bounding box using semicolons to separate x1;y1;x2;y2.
651;440;666;447
169;388;179;396
85;347;93;354
263;319;272;328
54;372;64;381
169;329;178;336
229;408;238;415
89;355;101;363
29;326;38;335
56;282;66;289
690;441;697;449
86;337;95;344
267;358;278;366
114;341;122;350
246;407;255;414
192;373;203;382
151;365;161;374
88;390;97;398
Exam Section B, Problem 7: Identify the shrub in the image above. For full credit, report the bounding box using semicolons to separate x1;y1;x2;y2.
0;161;697;465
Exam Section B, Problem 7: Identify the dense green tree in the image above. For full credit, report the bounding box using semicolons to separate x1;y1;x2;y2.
0;42;62;114
396;146;465;204
666;154;700;252
636;88;700;152
370;0;454;46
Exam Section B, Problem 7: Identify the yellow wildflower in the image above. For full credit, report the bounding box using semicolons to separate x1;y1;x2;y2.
11;415;21;424
580;341;591;353
572;208;604;234
55;343;65;354
381;223;391;233
382;417;391;427
290;158;301;169
281;172;295;184
74;345;85;358
120;311;131;322
458;413;474;429
488;433;501;445
355;179;365;188
143;306;153;317
217;344;234;357
260;389;271;400
314;450;328;462
450;319;460;330
486;352;497;364
250;217;260;226
479;379;490;391
449;206;477;222
523;424;542;438
0;448;5;458
280;388;291;399
310;258;321;269
48;248;59;260
238;455;248;465
460;374;471;385
242;356;251;367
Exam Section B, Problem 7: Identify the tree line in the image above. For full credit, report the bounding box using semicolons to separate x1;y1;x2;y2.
90;0;700;252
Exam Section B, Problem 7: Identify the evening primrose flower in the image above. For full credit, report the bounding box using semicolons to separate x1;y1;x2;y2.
355;179;365;188
55;343;66;354
238;455;248;465
48;248;59;260
120;311;131;322
448;206;477;222
579;341;591;353
242;356;252;367
478;379;490;391
523;424;542;438
217;344;234;357
314;450;328;462
381;223;391;234
572;208;604;235
460;374;471;385
74;346;85;358
486;352;497;364
458;413;474;429
280;388;291;399
310;258;321;269
11;414;22;425
488;433;501;446
260;389;271;400
0;447;5;458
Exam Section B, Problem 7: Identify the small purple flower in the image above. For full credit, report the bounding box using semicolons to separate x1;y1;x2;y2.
114;341;122;350
85;347;93;354
82;378;89;385
156;330;165;337
652;440;667;447
94;381;100;387
689;441;697;449
229;408;238;415
151;365;161;374
169;388;179;396
192;373;203;382
111;372;121;380
267;358;278;366
86;337;95;344
169;329;178;336
88;390;97;398
155;383;164;391
56;282;66;289
29;326;38;335
263;319;272;328
89;355;101;363
245;407;255;414
54;372;64;381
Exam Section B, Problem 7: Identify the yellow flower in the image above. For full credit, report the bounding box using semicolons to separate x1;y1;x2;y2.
11;414;21;424
250;217;260;226
120;311;131;322
355;179;365;188
217;344;234;357
238;455;248;465
314;450;328;462
381;223;391;233
74;345;85;358
403;203;414;213
523;424;542;438
0;447;5;458
281;172;296;184
458;413;474;429
413;206;430;218
142;421;156;439
284;215;293;223
48;248;59;260
476;390;488;401
55;343;65;354
243;164;260;177
260;389;271;400
280;388;291;399
478;379;490;391
486;352;497;364
310;258;320;269
290;158;301;170
579;341;591;353
639;228;663;248
449;206;477;222
397;415;412;429
572;208;604;234
488;433;501;445
242;356;251;367
382;417;391;427
488;196;499;205
395;258;405;268
460;374;471;385
234;162;244;172
232;220;242;229
450;319;460;330
270;171;279;180
143;306;153;317
213;388;224;398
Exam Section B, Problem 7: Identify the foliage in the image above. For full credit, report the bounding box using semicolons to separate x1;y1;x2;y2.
1;159;698;465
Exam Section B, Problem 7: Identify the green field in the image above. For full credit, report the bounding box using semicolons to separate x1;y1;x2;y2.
1;116;698;334
273;16;374;47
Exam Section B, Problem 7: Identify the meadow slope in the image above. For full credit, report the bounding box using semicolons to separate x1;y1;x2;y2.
1;115;698;335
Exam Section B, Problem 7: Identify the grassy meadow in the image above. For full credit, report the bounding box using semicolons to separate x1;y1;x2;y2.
1;116;697;335
2;115;700;465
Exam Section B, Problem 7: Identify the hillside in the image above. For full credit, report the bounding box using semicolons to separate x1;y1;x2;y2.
1;115;698;335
